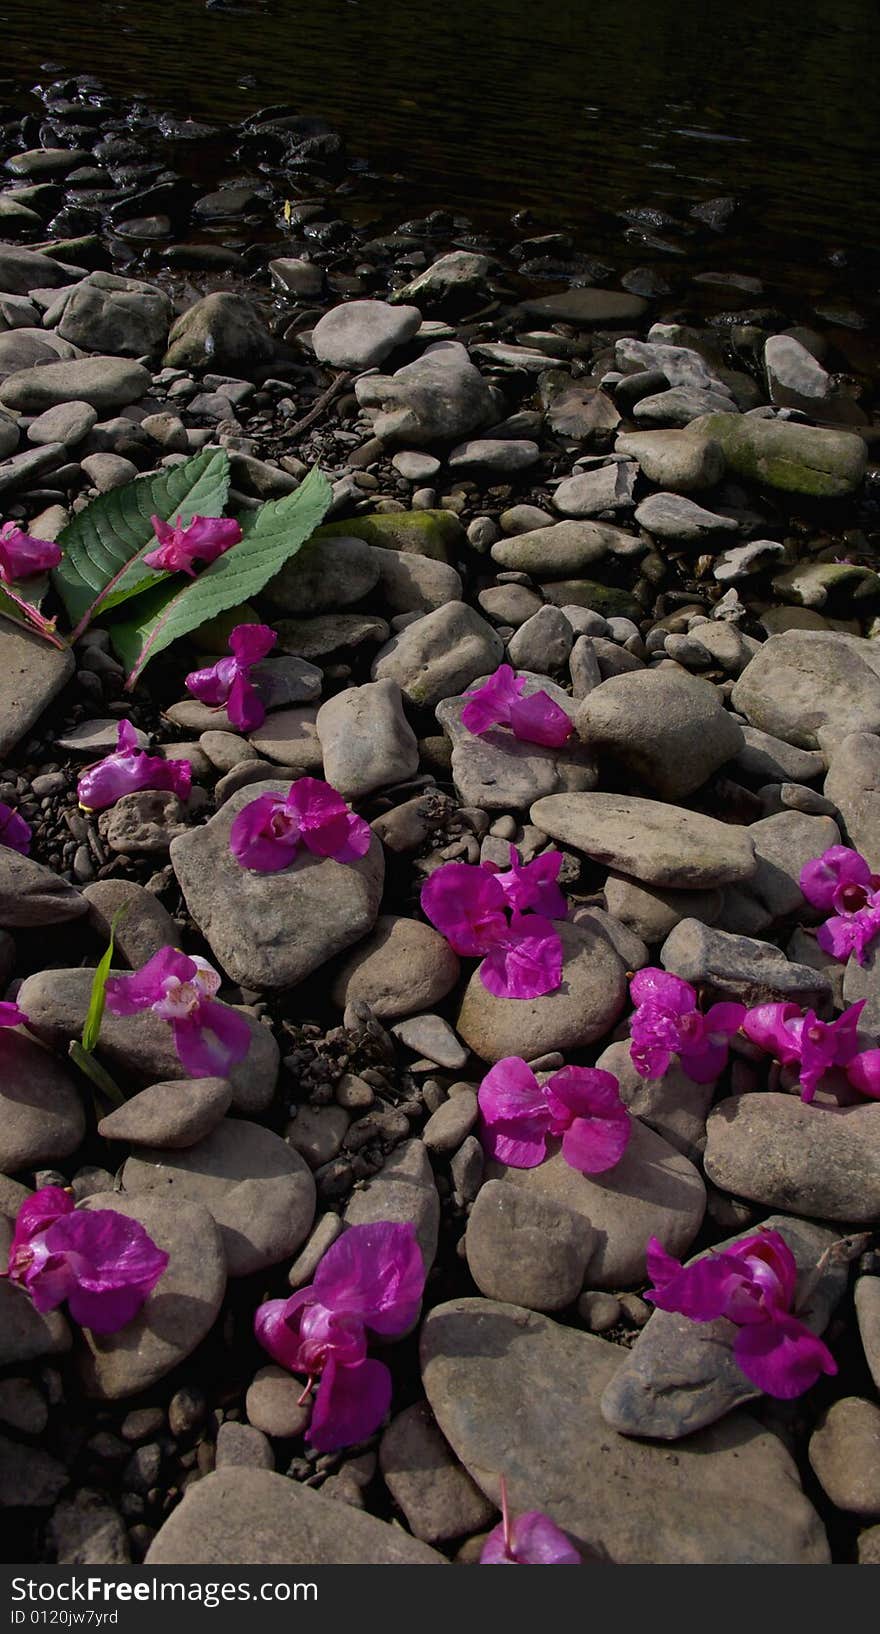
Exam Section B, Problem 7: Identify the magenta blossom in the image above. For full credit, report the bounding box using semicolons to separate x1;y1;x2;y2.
254;1221;425;1452
484;845;568;920
0;1001;26;1027
77;720;192;813
629;969;745;1083
185;623;278;733
478;1056;630;1174
229;777;371;872
742;999;865;1102
480;1477;581;1565
104;947;250;1078
5;1186;168;1334
0;521;61;585
645;1229;837;1399
420;860;563;1000
461;665;573;749
143;512;242;578
800;846;880;966
0;801;30;856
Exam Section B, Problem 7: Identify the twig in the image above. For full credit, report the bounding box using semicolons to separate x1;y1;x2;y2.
283;371;353;443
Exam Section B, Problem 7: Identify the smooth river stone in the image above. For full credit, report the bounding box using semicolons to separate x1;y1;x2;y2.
0;1031;86;1174
170;780;384;989
15;967;278;1116
146;1468;444;1565
704;1094;880;1222
436;676;597;811
456;918;626;1065
0;1280;71;1368
77;1193;226;1399
0;621;74;760
595;1038;714;1162
420;1299;830;1564
97;1077;233;1149
487;1117;705;1287
121;1119;316;1276
531;792;757;887
601;1215;847;1440
0;847;86;927
344;1139;439;1270
730;630;880;749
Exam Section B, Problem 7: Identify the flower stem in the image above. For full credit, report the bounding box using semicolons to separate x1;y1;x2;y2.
68;1040;126;1108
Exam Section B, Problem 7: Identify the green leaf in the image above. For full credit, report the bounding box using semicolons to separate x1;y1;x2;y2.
111;466;333;685
52;446;231;636
82;905;128;1054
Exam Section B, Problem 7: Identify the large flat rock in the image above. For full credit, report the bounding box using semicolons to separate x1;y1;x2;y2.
531;792;757;888
170;780;384;990
420;1299;830;1563
0;622;75;760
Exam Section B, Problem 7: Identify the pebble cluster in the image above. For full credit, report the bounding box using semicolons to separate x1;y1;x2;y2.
0;74;879;1569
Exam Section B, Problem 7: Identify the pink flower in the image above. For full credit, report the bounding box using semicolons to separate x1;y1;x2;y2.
77;720;192;813
742;999;865;1102
0;1001;27;1027
143;512;242;578
484;845;568;920
478;1056;630;1173
5;1186;168;1334
229;777;371;872
800;846;880;967
104;946;251;1078
185;624;278;734
645;1229;837;1399
0;802;30;856
0;521;61;585
845;1051;880;1100
629;969;745;1083
420;860;564;1000
461;665;573;749
480;1477;581;1565
254;1221;425;1452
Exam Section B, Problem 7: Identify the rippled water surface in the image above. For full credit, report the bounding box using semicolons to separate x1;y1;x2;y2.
1;0;879;293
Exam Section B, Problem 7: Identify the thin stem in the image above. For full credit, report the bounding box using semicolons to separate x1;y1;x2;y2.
296;1375;315;1407
500;1474;513;1558
68;1040;126;1108
0;598;66;650
283;371;353;443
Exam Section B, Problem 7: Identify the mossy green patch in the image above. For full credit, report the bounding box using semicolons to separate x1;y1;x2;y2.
315;509;465;562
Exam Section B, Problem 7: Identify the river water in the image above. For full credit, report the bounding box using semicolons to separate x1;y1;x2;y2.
1;0;879;298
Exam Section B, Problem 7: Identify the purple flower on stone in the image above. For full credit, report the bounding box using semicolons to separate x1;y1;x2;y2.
420;859;564;1000
0;1001;26;1027
229;776;372;872
143;512;242;579
254;1221;425;1452
628;968;745;1083
645;1229;837;1399
480;1477;582;1565
104;946;251;1078
5;1186;168;1334
77;720;192;813
478;1056;630;1174
845;1050;880;1100
0;521;61;585
742;999;865;1102
800;846;880;967
185;623;278;734
484;845;568;921
0;801;30;856
461;664;573;749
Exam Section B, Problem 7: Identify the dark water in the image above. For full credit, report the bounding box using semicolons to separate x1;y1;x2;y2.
1;0;879;294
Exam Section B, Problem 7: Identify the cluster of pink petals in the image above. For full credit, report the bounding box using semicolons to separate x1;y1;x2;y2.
0;521;61;585
143;512;242;578
480;1479;581;1565
229;776;371;872
800;845;880;966
421;852;565;1000
629;969;745;1083
645;1229;837;1399
742;998;878;1102
5;1187;168;1334
185;623;278;734
77;720;192;813
105;946;250;1078
0;1001;26;1027
254;1221;425;1452
478;1056;630;1174
461;665;573;749
0;801;30;855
